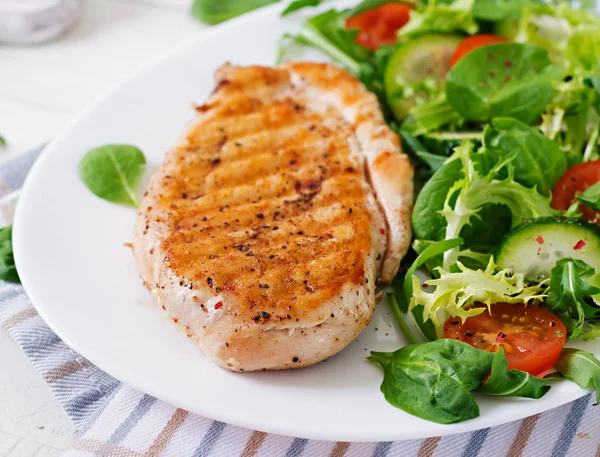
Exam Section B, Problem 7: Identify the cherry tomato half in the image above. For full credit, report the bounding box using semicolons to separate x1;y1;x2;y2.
552;160;600;224
450;34;510;67
443;303;567;376
345;3;413;50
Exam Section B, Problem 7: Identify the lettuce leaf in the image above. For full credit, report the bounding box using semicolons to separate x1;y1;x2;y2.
555;348;600;404
565;25;600;75
480;118;567;196
410;258;547;330
398;0;479;39
546;258;600;339
582;323;600;341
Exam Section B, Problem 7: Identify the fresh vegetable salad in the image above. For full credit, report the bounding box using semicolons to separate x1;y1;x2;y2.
280;0;600;424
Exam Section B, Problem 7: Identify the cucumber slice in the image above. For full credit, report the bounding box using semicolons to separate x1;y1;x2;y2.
384;34;462;122
496;217;600;282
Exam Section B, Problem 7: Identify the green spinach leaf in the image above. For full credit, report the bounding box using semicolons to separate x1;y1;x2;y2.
555;348;600;403
398;130;447;173
480;118;567;196
78;145;146;208
281;0;323;16
414;150;447;172
476;348;550;398
577;181;600;212
191;0;279;24
472;0;532;21
0;226;19;284
446;43;563;124
412;157;463;241
546;258;600;339
458;204;512;253
369;340;492;424
369;339;552;424
0;135;5;146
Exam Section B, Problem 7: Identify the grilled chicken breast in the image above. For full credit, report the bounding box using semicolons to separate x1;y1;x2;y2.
133;62;413;371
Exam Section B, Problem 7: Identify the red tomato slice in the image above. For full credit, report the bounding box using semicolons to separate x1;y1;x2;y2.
443;303;567;376
552;160;600;224
450;34;510;67
345;3;413;50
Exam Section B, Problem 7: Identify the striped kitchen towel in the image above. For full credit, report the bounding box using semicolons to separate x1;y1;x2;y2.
0;146;599;457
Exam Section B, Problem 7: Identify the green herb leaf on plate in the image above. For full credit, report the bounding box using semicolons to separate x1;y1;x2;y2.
191;0;280;25
398;130;447;173
581;323;600;341
0;226;19;284
472;0;531;21
480;117;567;196
281;0;323;16
369;339;552;424
555;348;600;403
412;157;463;241
476;348;550;398
577;181;600;212
369;339;492;424
446;43;563;124
399;0;479;39
78;144;146;208
546;258;600;339
0;135;6;146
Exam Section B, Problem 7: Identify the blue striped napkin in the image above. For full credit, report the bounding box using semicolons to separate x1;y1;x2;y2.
0;146;599;457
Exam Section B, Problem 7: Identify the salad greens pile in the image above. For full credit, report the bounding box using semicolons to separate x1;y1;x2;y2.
280;0;600;423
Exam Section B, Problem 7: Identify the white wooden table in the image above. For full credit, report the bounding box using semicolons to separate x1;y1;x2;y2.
0;1;208;454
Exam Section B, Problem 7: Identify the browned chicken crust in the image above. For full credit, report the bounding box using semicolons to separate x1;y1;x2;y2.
133;62;413;371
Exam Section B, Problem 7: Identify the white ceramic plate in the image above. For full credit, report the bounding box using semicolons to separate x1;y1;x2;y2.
13;0;600;442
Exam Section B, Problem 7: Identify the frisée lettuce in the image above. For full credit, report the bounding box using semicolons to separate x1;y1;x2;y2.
409;258;547;330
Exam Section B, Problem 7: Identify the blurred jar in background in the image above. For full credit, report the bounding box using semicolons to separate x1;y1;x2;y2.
0;0;82;44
